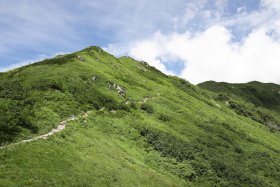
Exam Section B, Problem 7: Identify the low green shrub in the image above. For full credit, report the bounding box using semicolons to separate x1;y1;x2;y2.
118;103;131;112
129;101;137;109
140;103;154;113
158;113;170;122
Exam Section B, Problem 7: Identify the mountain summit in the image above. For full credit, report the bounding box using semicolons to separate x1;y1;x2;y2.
0;47;280;186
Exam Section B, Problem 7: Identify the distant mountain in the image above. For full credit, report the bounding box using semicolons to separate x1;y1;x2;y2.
0;47;280;186
198;81;280;112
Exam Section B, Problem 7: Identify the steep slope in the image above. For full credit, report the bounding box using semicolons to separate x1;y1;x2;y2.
0;47;280;187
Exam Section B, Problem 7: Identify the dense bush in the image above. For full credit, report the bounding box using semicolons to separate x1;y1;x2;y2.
216;93;231;101
117;102;131;112
0;99;37;143
228;100;280;132
140;103;154;113
228;101;253;117
0;80;30;100
158;113;170;122
129;101;137;109
0;70;122;144
140;125;279;186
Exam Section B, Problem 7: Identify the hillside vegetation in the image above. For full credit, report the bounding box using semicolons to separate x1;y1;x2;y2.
0;47;280;186
199;81;280;132
199;81;280;112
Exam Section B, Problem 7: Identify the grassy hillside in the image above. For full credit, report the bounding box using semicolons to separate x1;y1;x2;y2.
199;81;280;132
1;47;280;186
198;81;280;112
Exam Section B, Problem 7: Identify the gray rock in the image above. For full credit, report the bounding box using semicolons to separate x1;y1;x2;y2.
108;82;113;89
116;85;126;96
77;55;85;62
91;75;97;82
107;82;126;97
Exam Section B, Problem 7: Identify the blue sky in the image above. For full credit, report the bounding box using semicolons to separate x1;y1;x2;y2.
1;0;280;84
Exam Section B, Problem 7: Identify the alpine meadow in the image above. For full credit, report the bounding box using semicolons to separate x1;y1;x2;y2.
0;46;280;186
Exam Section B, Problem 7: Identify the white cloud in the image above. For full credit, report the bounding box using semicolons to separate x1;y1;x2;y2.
105;0;280;84
261;0;280;11
180;26;280;84
0;0;198;69
2;0;280;85
107;25;280;84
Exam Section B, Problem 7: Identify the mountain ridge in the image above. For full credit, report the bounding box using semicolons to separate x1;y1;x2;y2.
0;46;280;186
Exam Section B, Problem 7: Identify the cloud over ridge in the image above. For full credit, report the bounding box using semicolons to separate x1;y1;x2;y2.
106;0;280;84
1;0;280;84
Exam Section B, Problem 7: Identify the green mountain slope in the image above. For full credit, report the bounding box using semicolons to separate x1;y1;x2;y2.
0;47;280;186
199;81;280;132
198;81;280;112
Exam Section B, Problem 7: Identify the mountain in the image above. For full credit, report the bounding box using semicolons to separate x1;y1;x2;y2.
0;47;280;186
198;81;280;112
199;81;280;132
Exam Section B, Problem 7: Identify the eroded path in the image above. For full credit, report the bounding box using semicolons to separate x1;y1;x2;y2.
0;94;160;150
0;116;77;149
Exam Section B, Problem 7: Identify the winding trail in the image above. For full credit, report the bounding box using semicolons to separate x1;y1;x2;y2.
0;94;161;150
0;115;78;149
140;93;160;104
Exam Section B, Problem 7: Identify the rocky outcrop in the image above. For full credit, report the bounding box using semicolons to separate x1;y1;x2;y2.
78;55;85;62
116;85;125;96
137;66;148;72
107;82;126;97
